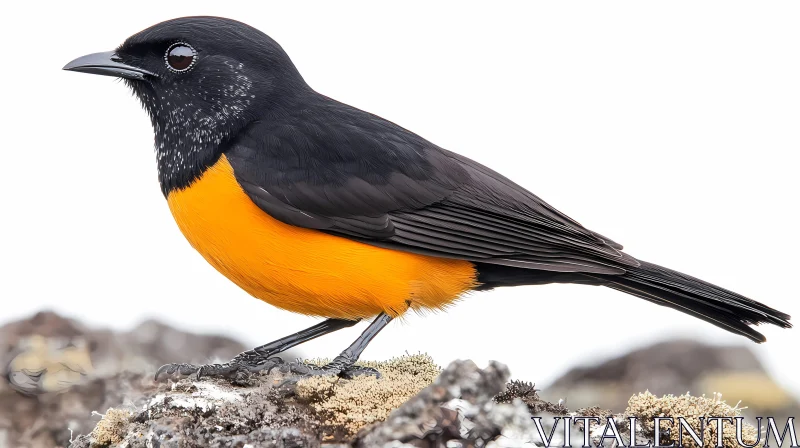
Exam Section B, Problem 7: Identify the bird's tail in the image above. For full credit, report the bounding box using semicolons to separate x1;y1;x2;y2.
587;260;792;343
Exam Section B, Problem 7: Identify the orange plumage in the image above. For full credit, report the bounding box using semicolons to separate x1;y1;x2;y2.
167;155;478;319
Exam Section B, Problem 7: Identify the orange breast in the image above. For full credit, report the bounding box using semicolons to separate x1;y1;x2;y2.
166;155;478;319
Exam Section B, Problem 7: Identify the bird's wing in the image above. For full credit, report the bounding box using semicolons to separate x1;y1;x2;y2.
226;99;636;275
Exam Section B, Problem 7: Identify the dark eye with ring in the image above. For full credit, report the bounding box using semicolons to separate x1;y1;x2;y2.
165;43;196;72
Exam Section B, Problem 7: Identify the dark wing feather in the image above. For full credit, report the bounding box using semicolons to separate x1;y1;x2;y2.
226;96;634;275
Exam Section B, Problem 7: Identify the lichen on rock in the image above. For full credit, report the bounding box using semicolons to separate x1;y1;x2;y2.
352;359;537;447
625;391;758;448
295;354;441;438
89;409;132;447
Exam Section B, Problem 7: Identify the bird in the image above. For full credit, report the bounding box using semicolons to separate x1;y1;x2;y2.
63;16;791;381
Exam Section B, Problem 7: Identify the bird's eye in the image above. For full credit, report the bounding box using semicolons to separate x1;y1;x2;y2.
165;43;196;72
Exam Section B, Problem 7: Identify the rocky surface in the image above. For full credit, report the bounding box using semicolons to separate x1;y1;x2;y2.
542;339;799;421
64;358;546;448
0;311;249;448
0;311;249;394
62;357;760;448
0;313;785;447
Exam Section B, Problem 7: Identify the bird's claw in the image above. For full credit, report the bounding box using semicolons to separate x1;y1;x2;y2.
154;356;285;382
337;365;380;379
280;360;381;380
196;362;242;380
154;362;200;381
154;354;379;384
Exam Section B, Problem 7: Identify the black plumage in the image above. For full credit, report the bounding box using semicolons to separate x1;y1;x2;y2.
226;91;790;343
226;96;637;275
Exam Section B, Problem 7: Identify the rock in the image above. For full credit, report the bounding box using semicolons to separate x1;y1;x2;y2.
542;339;799;421
0;371;159;448
64;357;542;448
0;311;249;448
353;359;524;447
0;313;773;448
69;377;322;448
62;358;761;448
0;311;249;395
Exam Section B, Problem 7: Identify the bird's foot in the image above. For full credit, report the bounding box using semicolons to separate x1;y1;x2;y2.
154;352;284;382
280;355;380;380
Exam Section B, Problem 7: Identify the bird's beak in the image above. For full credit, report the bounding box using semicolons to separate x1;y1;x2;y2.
63;51;158;81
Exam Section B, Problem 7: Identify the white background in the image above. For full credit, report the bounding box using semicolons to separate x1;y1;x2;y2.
1;2;798;398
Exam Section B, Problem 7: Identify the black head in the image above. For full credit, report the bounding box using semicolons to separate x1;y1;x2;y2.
64;16;309;194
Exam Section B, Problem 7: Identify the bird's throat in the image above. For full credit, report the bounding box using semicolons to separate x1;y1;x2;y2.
124;80;242;196
156;136;222;197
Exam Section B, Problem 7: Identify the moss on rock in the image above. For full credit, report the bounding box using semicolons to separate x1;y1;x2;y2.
296;353;441;437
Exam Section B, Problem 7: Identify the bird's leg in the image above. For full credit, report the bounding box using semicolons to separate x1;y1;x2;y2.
154;318;359;381
285;313;393;379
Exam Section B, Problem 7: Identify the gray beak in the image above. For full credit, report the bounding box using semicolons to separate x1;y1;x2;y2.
63;51;158;80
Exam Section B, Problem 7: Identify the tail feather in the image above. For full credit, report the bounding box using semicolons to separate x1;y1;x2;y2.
589;260;792;343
